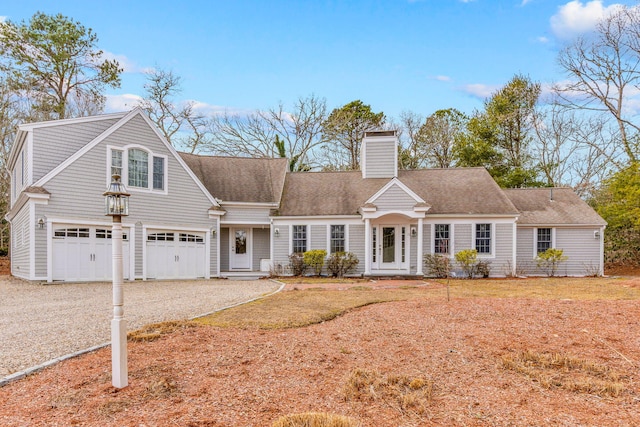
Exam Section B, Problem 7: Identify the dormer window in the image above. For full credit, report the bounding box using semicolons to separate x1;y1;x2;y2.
108;146;167;193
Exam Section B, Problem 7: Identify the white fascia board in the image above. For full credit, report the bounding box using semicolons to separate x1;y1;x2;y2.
426;214;518;220
18;111;127;131
33;109;141;187
220;201;279;208
220;220;271;225
143;223;210;233
361;210;426;220
5;192;50;221
208;209;226;217
365;177;426;205
7;131;28;171
515;223;606;228
270;215;362;221
46;216;137;228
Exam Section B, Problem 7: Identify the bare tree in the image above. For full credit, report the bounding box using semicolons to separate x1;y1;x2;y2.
209;94;329;170
556;5;640;163
532;103;616;197
397;110;425;170
138;68;210;153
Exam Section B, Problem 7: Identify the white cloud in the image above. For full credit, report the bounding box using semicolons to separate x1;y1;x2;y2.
432;75;452;82
521;0;533;5
461;83;500;99
105;94;142;112
550;0;624;39
0;16;7;22
100;51;143;74
537;36;550;43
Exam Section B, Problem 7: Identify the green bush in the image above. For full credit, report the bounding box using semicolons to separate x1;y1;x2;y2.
0;247;8;257
536;248;568;277
455;249;479;279
303;249;327;276
423;253;451;278
289;253;307;276
326;252;359;278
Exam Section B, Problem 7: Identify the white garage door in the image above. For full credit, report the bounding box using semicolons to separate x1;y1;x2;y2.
146;231;206;279
52;226;130;281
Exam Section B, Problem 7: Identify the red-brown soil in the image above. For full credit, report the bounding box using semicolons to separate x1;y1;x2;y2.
1;283;639;426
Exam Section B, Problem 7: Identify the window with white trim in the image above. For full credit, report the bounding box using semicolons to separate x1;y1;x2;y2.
434;224;450;254
537;228;552;254
475;224;491;254
292;225;307;253
108;147;167;193
330;225;345;253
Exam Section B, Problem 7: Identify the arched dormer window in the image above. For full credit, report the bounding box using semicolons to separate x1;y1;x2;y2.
108;145;167;194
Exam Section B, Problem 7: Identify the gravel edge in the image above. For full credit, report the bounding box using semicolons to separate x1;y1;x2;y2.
0;280;285;388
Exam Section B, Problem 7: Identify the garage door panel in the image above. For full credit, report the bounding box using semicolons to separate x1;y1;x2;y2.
52;226;130;281
147;231;206;279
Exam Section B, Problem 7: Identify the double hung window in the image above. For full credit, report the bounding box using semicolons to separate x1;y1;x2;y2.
292;225;307;253
475;224;491;254
434;224;450;254
330;225;345;253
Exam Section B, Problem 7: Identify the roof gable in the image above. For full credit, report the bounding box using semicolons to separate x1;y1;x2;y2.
366;178;426;210
33;108;219;207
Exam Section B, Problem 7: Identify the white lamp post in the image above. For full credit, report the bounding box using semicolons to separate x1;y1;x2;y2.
104;174;130;388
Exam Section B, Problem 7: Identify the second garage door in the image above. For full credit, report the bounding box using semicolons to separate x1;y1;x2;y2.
146;231;206;279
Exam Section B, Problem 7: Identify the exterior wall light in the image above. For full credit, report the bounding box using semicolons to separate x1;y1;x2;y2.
411;227;417;237
37;217;46;229
274;228;280;237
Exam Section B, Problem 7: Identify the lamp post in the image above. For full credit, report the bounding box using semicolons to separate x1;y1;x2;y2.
104;174;130;388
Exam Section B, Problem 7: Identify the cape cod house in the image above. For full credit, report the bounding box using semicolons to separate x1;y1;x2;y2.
6;108;606;282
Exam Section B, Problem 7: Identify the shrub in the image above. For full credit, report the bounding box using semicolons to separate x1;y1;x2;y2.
423;253;451;278
289;253;307;276
476;260;491;278
455;249;479;279
326;252;359;277
536;248;568;277
0;247;7;257
303;249;327;276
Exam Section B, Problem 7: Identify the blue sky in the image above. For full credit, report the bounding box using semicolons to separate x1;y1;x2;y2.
2;0;637;120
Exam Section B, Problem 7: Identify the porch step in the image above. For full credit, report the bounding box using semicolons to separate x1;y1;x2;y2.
221;271;268;281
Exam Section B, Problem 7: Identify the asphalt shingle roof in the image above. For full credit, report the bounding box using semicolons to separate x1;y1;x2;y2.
180;153;288;204
504;188;606;226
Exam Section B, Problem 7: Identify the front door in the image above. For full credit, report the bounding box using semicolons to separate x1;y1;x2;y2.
230;228;252;270
373;225;408;271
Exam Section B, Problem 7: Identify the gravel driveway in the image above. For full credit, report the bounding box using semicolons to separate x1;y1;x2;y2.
0;276;281;379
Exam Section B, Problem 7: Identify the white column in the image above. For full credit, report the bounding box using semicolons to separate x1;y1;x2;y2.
111;216;128;388
364;218;371;275
416;218;424;276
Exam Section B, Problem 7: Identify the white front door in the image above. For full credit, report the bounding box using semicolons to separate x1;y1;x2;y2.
230;228;252;270
372;225;408;272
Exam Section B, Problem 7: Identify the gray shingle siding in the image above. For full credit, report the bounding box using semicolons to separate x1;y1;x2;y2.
273;226;290;273
374;185;416;211
34;204;47;278
32;118;121;183
11;205;30;278
220;228;229;271
363;139;396;178
252;228;270;271
310;225;326;251
349;224;365;275
493;223;514;277
222;207;271;224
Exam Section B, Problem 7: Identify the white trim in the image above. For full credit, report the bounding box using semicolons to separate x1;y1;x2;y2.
216;219;221;277
220;220;270;225
18;111;127;131
29;202;36;280
512;222;517;277
143;224;210;280
430;223;455;257
365;177;426;206
289;224;309;254
361;209;426;220
205;228;211;279
46;217;53;283
472;222;495;259
272;215;361;221
416;218;424;276
229;227;253;270
532;227;555;259
327;224;349;254
106;144;169;195
221;201;279;208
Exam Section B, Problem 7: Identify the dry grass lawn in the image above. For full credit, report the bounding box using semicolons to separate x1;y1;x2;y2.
1;276;639;426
